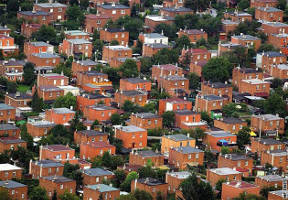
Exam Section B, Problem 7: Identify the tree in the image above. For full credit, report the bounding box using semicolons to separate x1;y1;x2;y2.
133;189;153;200
233;193;265;200
23;62;35;86
114;169;126;187
120;171;139;192
52;190;57;200
110;113;121;125
162;111;175;128
0;187;11;200
117;194;137;200
202;57;232;82
6;81;17;93
119;59;139;78
53;63;72;78
152;48;179;65
63;163;83;190
238;0;249;10
237;127;251;149
65;6;85;29
30;186;49;200
53;92;76;109
40;125;72;145
215;179;226;198
31;91;44;113
264;93;287;117
154;23;177;40
58;191;80;200
122;100;135;112
180;174;215;200
79;0;89;9
221;146;230;154
260;186;277;199
271;78;283;88
32;25;57;45
187;73;201;90
277;0;286;10
175;35;191;51
257;44;278;52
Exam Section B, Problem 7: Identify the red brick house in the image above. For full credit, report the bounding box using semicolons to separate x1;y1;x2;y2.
37;73;69;87
0;164;22;180
0;124;20;138
174;110;207;130
26;117;55;138
28;53;60;67
262;63;288;79
251;114;285;135
76;71;109;87
76;93;112;111
129;150;164;167
163;0;184;7
74;130;108;146
0;35;19;57
0;104;16;122
158;75;189;97
100;28;129;46
71;59;98;77
144;15;174;32
142;43;171;57
114;90;148;107
102;45;132;66
59;39;92;58
268;33;288;55
255;7;283;22
260;51;287;69
268;190;288;200
261;150;288;172
152;64;183;81
158;97;192;115
24;41;54;57
0;26;11;36
45;108;75;125
39;176;76;199
0;59;24;82
80;141;116;160
222;181;260;200
29;160;64;179
85;14;110;33
214;117;247;134
232;67;264;88
0;137;27;153
261;22;288;35
218;154;253;175
64;30;90;40
231;34;261;50
250;138;285;156
37;86;64;102
97;3;130;21
179;48;211;64
203;131;237;152
21;23;41;38
127;113;163;130
33;2;67;22
0;180;28;200
5;93;32;108
131;178;168;200
250;0;277;8
195;94;229;114
177;29;208;44
83;184;120;200
161;134;196;154
201;81;233;102
168;146;204;169
206;167;242;187
83;105;117;122
224;10;252;22
255;175;288;189
222;20;239;35
120;78;151;92
82;168;115;185
160;7;193;17
17;11;52;25
166;171;191;194
115;125;147;149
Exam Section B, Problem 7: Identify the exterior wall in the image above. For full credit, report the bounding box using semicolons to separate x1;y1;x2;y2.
39;146;75;162
168;149;204;170
201;84;233;102
131;180;168;200
178;30;208;43
115;129;147;149
255;177;286;189
102;46;132;63
206;170;242;187
97;7;131;21
80;143;116;160
0;140;27;153
232;68;264;88
203;134;237;152
0;108;16;122
30;163;64;179
114;92;147;107
231;37;261;50
250;116;285;135
83;187;120;200
250;139;285;156
268;35;288;56
26;123;53;138
59;40;93;58
157;77;189;97
85;14;110;33
152;65;183;81
261;152;288;172
255;8;283;22
37;88;64;101
213;120;247;134
6;186;28;200
161;137;196;154
83;107;117;122
21;23;41;38
128;115;163;130
0;169;22;180
119;79;151;92
194;96;229;114
222;183;260;200
166;174;186;194
218;156;253;173
28;55;60;67
5;96;31;108
76;73;109;87
33;5;67;21
250;0;277;8
82;173;115;185
0;128;20;138
100;29;129;45
17;12;53;25
129;153;164;167
45;109;75;125
76;95;112;111
158;99;192;115
144;18;174;31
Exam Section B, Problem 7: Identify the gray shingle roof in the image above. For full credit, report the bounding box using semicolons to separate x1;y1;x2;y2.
134;112;160;119
77;130;108;137
42;176;74;183
136;150;163;157
0;104;15;110
99;4;129;9
123;78;149;84
0;124;19;131
32;53;60;58
33;160;64;168
164;134;193;141
52;108;75;114
18;11;50;16
85;184;119;192
82;168;114;176
35;3;67;7
173;146;204;154
0;180;26;189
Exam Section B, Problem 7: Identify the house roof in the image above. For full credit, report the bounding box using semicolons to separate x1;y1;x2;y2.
18;11;50;16
0;180;26;189
144;43;170;49
203;81;231;88
238;67;262;74
33;160;64;168
253;114;283;121
35;2;67;7
105;27;126;33
205;131;234;137
80;93;109;99
0;103;15;110
85;141;115;148
89;105;116;111
135;150;163;157
116;125;146;132
85;184;119;192
269;190;288;197
232;34;260;41
106;45;131;51
134;112;161;119
221;154;251;161
257;6;282;12
32;53;60;58
44;144;73;151
162;75;187;81
0;59;25;66
209;167;241;175
241;79;268;84
161;6;192;12
174;110;197;115
67;39;91;45
80;71;106;76
222;20;239;25
52;108;75;114
39;86;63;92
254;138;283;145
76;59;98;66
99;3;129;9
182;29;206;35
216;117;244;124
0;164;22;171
257;175;288;182
143;33;168;39
167;171;191;179
263;51;286;57
163;134;193;141
121;90;147;96
152;64;181;70
224;181;258;189
77;130;108;137
64;30;89;36
202;94;225;101
0;124;19;131
173;146;204;154
6;93;32;100
122;78;149;84
262;21;288;27
138;178;166;186
0;137;26;144
82;168;114;176
145;15;174;21
85;14;110;19
42;176;74;183
29;41;53;47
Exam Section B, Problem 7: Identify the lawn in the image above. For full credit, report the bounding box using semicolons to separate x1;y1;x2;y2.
17;85;31;93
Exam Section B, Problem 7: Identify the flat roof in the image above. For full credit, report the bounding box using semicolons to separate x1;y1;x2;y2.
86;184;119;192
64;30;89;36
33;160;64;168
134;150;163;157
18;10;50;16
134;112;160;119
253;114;283;120
106;45;131;51
205;131;235;137
52;108;75;114
32;53;59;58
241;79;268;84
123;77;149;84
209;167;241;175
143;33;168;39
224;181;258;189
164;134;194;141
98;3;129;9
35;2;67;7
257;6;282;12
0;164;22;171
67;39;91;45
44;144;73;151
257;174;288;182
82;168;114;176
0;180;26;189
116;125;146;132
167;171;191;179
173;146;204;154
232;34;260;41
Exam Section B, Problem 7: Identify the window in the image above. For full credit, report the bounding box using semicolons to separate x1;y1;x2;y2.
139;142;142;146
182;81;184;86
232;125;236;130
245;161;248;166
56;167;59;172
112;10;116;14
270;121;273;126
213;103;216;107
101;112;104;117
155;120;158;124
186;116;189;121
148;120;151;125
70;189;73;193
50;8;53;12
195;153;199;159
97;20;101;24
42;16;46;20
280;157;283;163
139;97;142;102
49;192;52;197
188;154;192;159
115;34;118;38
100;150;103;155
5;172;8;177
132;98;135;102
12;190;15;195
60;184;64;189
121;10;125;14
96;177;99;182
58;8;62;12
121;33;125;38
22;194;25;199
48;168;52;173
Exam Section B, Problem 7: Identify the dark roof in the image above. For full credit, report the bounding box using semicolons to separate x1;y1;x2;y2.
0;124;19;131
164;134;193;141
33;160;64;168
42;176;74;183
123;78;149;84
99;3;129;9
18;10;50;16
202;95;225;101
80;71;106;76
222;154;251;161
77;130;108;137
6;93;32;100
0;104;15;110
135;150;163;157
121;90;147;96
161;7;192;12
82;168;114;176
0;137;26;144
105;27;126;32
134;112;161;119
80;93;109;99
0;180;26;189
203;81;231;88
173;146;204;154
44;144;73;151
255;138;283;145
0;59;25;66
239;67;262;74
263;51;286;57
174;109;197;115
217;117;244;124
138;178;166;186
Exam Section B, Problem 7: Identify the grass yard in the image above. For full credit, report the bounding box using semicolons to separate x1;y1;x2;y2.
17;85;31;93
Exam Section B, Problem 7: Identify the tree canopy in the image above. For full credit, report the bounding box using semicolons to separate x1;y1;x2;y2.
202;57;232;82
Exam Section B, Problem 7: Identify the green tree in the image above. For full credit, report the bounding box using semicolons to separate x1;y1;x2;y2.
277;0;286;10
79;0;89;9
122;100;135;112
58;191;80;200
175;35;191;50
140;57;152;75
271;78;283;88
31;91;44;113
237;127;251;149
215;179;226;198
114;169;126;187
133;189;153;200
264;93;287;117
65;6;85;29
202;57;232;82
40;125;72;145
32;25;57;45
162;111;175;128
233;193;265;200
23;62;35;86
0;187;11;200
110;113;122;125
119;59;139;78
221;146;230;154
117;194;137;200
187;73;201;90
53;92;76;109
120;171;139;192
29;186;49;200
152;48;179;65
53;63;72;78
7;81;17;93
63;163;83;190
260;186;278;199
257;44;278;52
154;23;177;40
238;0;250;10
52;190;57;200
102;151;112;167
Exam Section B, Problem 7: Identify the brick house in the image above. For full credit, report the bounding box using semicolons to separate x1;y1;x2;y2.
166;171;191;194
142;43;171;57
163;0;184;7
5;93;32;108
168;146;204;169
218;42;243;56
251;114;285;135
232;67;264;88
139;32;169;45
76;93;112;111
231;34;261;50
194;94;229;114
37;73;68;87
83;105;117;122
250;138;285;156
71;59;98;77
39;176;76;199
224;10;252;22
24;41;54;57
268;190;288;200
0;104;16;122
250;0;277;8
152;64;183;81
85;14;110;33
261;150;288;172
206;167;242;187
80;141;116;160
39;144;78;164
63;30;89;40
21;23;41;38
33;2;67;21
82;168;115;185
158;97;192;115
174;110;207;130
59;39;92;58
222;20;239;35
83;184;120;200
255;175;288;189
218;154;253;174
131;178;168;200
214;117;247;134
114;90;148;107
97;3;130;21
158;75;189;97
222;181;260;200
255;7;283;22
127;113;163;130
0;59;24;82
161;134;195;154
160;7;193;17
17;10;52;25
201;81;233;102
45;108;75;125
129;150;164;167
0;124;20;138
100;28;129;46
259;51;287;69
76;71;109;87
29;160;64;179
28;53;60;67
261;22;288;35
268;33;288;55
0;180;28;200
37;86;64;102
263;63;288;79
203;131;237;152
0;137;27;153
74;130;108;146
115;125;147;149
179;48;211;64
27;117;55;138
0;25;11;36
0;35;19;57
144;15;174;32
102;45;132;66
177;29;208;44
0;164;22;180
120;78;151;92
